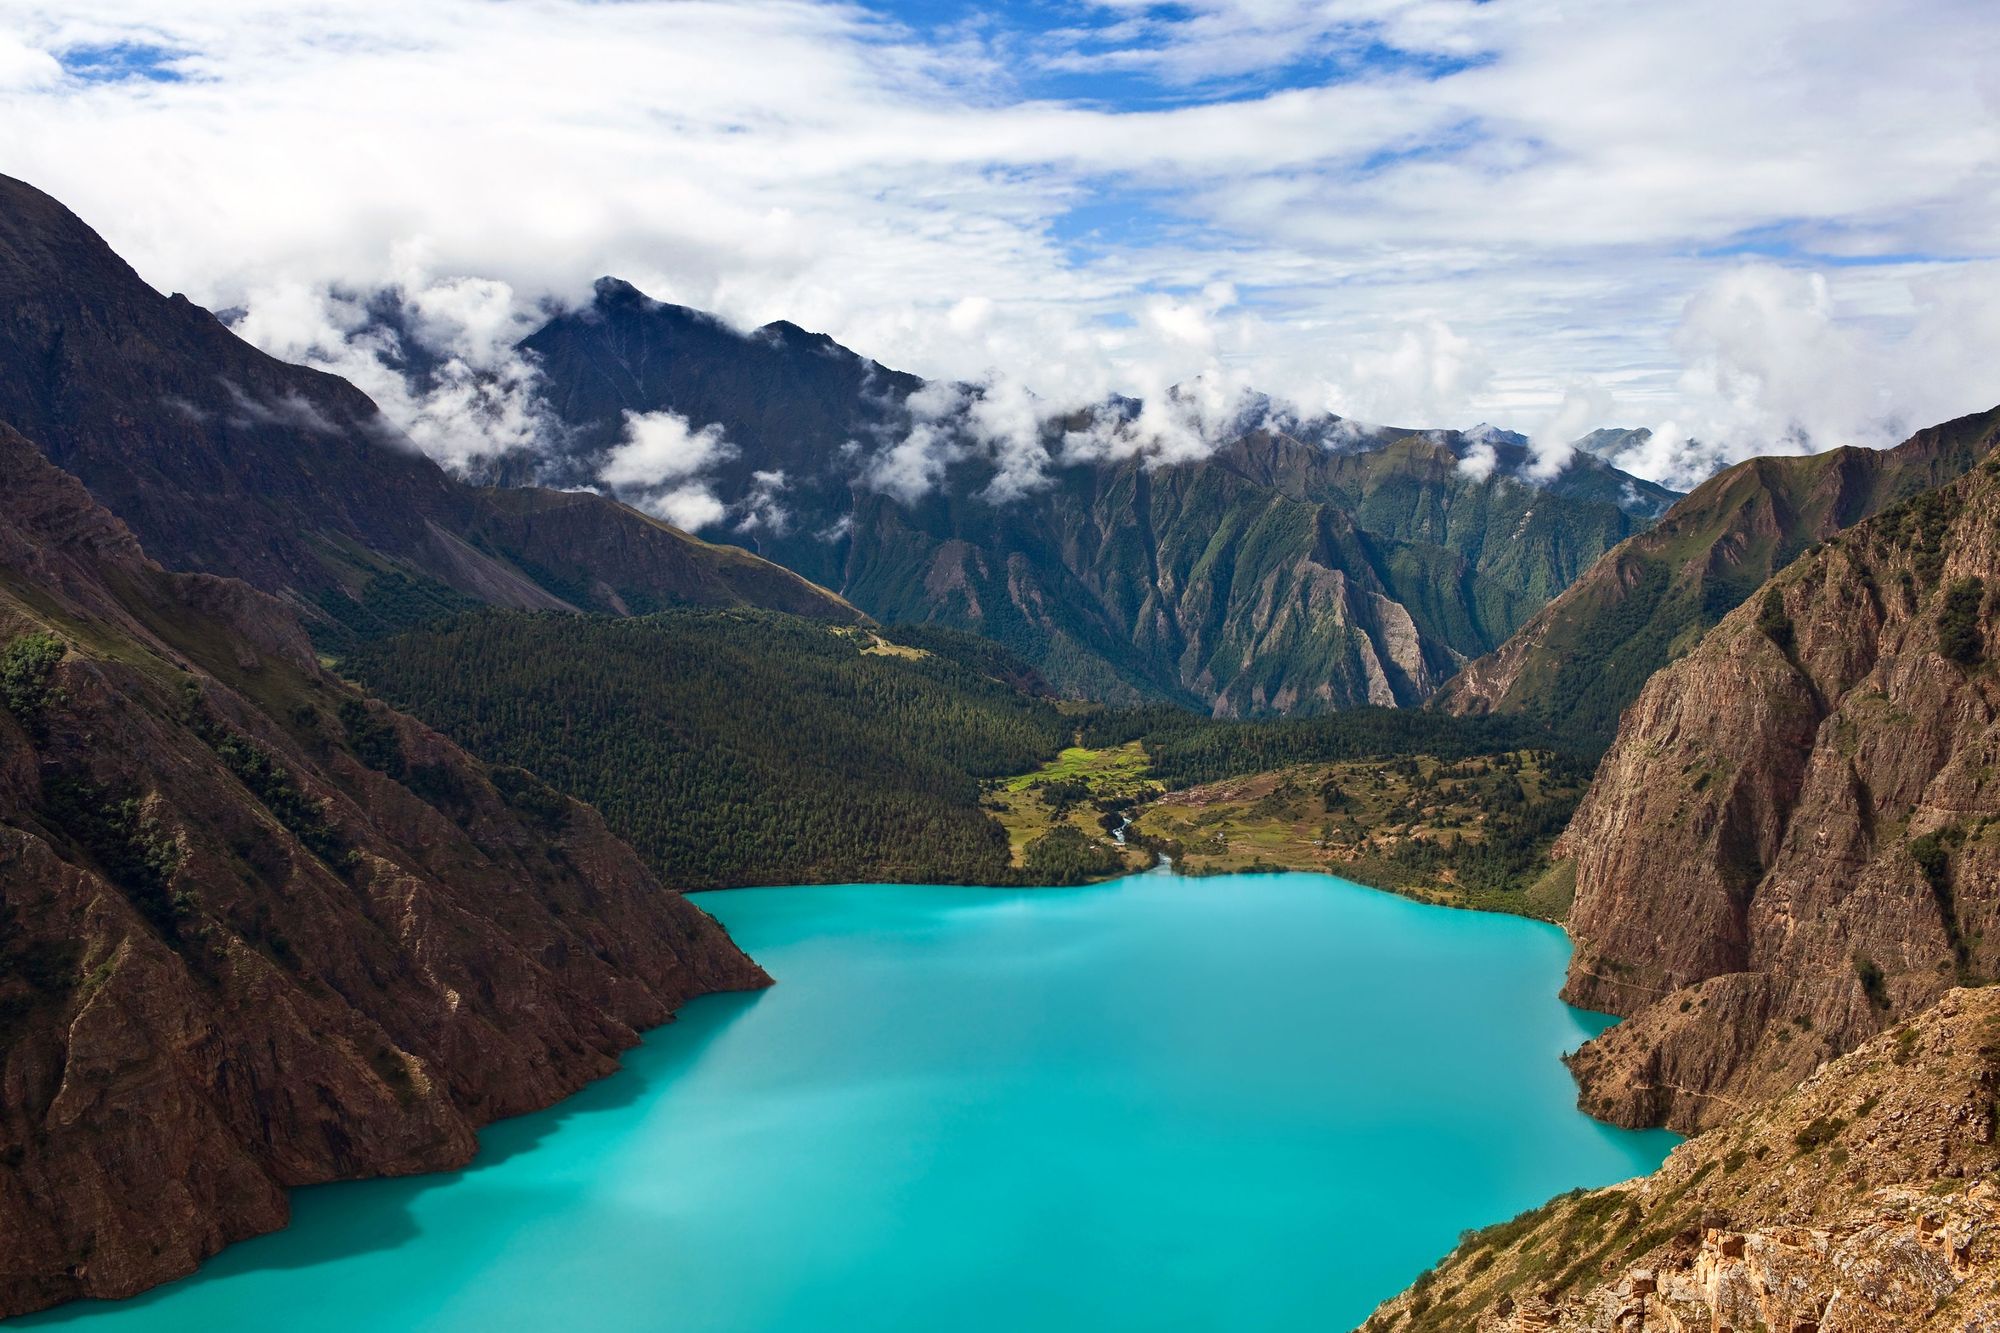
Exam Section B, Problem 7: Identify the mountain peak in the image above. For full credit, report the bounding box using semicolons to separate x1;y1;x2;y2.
753;319;844;355
591;274;648;304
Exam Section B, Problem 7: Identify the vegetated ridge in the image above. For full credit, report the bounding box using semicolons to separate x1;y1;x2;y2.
339;610;1073;888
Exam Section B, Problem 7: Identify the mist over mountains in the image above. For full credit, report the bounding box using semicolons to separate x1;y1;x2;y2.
225;270;1679;713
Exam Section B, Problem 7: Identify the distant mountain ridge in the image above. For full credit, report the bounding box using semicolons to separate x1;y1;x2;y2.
503;277;1681;712
0;175;858;633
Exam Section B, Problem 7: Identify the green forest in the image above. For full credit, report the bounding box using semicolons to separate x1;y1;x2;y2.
341;610;1070;888
341;607;1592;895
1080;704;1581;788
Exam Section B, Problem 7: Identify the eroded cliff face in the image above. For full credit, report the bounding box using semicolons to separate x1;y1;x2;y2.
1556;455;2000;1134
1362;986;2000;1333
0;427;770;1318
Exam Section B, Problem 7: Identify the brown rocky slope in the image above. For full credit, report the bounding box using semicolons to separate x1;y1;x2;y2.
1361;984;2000;1333
1555;453;2000;1135
0;424;770;1318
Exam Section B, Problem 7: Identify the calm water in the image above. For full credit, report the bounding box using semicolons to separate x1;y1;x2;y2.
29;869;1675;1332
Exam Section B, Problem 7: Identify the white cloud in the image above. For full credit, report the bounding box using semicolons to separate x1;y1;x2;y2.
1323;319;1492;429
597;409;737;530
1606;260;2000;489
641;484;729;534
1525;382;1615;480
602;410;734;488
736;468;791;534
229;273;554;470
2;0;1997;486
966;377;1054;502
0;29;60;87
867;380;972;503
1455;440;1497;482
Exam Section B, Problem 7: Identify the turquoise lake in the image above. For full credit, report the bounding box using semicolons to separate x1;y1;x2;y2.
28;869;1677;1332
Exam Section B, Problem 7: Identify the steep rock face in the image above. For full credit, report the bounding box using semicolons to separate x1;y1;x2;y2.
0;174;855;626
1362;986;2000;1333
515;279;1676;712
1437;407;2000;746
1556;456;2000;1133
0;427;769;1318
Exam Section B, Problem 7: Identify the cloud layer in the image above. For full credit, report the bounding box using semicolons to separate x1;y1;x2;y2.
4;0;1998;492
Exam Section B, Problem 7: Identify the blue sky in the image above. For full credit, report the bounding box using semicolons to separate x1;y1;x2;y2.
4;0;1999;488
52;39;183;83
865;0;1490;107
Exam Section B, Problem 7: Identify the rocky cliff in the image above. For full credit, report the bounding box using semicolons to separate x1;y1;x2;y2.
1436;407;2000;747
0;425;770;1318
1361;985;2000;1333
0;174;855;628
1554;453;2000;1134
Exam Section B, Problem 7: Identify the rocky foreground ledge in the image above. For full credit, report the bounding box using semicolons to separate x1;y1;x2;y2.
1361;985;2000;1332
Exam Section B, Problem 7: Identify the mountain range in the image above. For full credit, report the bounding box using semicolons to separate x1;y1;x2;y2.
486;276;1682;711
1440;406;2000;746
6;165;2000;1326
1;172;1687;714
0;176;855;638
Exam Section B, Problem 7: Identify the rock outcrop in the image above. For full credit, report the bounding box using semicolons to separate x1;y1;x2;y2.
0;425;770;1318
1361;985;2000;1333
1556;453;2000;1133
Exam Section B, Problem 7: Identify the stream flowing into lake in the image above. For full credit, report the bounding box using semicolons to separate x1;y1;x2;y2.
28;868;1676;1332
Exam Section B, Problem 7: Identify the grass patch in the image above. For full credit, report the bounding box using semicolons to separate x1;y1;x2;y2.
1128;749;1588;919
985;741;1158;875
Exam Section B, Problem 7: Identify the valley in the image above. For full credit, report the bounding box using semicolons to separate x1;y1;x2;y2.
4;149;2000;1333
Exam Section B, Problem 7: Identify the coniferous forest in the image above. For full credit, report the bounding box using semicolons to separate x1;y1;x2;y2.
341;610;1070;888
343;606;1591;894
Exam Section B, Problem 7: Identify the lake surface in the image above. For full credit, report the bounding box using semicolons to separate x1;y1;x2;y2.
29;869;1676;1332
